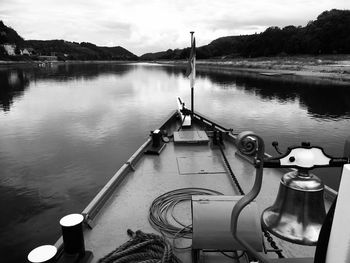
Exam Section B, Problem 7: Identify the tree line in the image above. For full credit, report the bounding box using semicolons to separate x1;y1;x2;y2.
141;9;350;60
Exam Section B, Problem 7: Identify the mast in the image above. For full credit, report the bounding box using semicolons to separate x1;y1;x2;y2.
190;31;195;116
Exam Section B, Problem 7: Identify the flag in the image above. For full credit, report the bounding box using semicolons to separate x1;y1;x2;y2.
185;37;196;77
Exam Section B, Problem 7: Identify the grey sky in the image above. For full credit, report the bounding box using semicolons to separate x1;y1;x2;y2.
1;0;349;55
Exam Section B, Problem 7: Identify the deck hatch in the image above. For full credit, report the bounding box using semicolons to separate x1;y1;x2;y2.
176;156;226;175
173;131;209;144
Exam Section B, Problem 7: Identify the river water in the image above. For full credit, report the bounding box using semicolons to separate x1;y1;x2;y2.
0;62;349;262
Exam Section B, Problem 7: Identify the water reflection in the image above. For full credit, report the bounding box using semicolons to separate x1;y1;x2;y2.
130;64;350;121
196;69;350;120
0;183;61;263
0;63;134;112
0;69;29;111
29;63;134;82
2;63;349;119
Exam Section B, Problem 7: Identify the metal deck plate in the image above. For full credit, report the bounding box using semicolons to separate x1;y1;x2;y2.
177;155;226;174
192;195;262;250
173;130;209;144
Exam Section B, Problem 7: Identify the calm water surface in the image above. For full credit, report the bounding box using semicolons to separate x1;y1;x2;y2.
0;63;349;262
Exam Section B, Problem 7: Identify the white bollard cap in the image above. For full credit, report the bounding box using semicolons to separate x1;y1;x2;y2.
27;245;57;263
59;213;84;227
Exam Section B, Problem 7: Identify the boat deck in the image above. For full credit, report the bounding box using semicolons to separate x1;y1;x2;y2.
73;112;327;262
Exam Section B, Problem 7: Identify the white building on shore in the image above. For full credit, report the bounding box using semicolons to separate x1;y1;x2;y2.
3;44;16;55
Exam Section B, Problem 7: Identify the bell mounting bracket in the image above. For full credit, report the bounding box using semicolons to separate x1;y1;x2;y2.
263;142;349;170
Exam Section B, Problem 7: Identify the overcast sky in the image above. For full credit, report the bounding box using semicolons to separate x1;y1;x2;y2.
1;0;349;56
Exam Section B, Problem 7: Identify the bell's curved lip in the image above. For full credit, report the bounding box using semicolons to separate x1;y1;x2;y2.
261;208;320;246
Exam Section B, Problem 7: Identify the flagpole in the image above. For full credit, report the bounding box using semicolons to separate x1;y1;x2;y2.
190;31;195;117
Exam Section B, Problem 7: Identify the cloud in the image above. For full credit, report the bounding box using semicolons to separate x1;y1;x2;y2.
1;0;350;55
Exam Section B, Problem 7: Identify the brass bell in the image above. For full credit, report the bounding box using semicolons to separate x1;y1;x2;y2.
261;169;326;245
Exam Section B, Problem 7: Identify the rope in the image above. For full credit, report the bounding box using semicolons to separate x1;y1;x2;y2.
148;188;223;239
98;229;181;263
218;143;285;258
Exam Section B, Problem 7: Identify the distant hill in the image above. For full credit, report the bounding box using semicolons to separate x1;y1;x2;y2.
140;36;247;60
0;21;24;44
26;40;137;60
140;9;350;60
0;21;137;61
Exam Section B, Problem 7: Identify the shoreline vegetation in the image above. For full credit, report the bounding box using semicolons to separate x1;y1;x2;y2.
158;55;350;86
1;55;350;85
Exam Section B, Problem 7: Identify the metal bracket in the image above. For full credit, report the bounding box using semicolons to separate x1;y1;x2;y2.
126;161;135;171
82;213;95;229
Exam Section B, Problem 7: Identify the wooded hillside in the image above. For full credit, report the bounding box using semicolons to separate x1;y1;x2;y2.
140;9;350;60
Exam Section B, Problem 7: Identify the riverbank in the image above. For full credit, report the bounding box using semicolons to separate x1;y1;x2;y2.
0;60;135;65
2;56;350;85
156;55;350;86
0;60;138;71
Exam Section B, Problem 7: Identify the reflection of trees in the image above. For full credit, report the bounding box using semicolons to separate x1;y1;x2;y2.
0;69;29;111
160;65;183;77
31;63;134;82
2;63;350;119
195;68;350;119
0;63;134;111
300;87;350;119
152;65;350;119
139;64;185;78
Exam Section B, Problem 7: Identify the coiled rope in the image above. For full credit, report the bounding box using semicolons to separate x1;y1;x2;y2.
98;229;181;263
148;188;223;239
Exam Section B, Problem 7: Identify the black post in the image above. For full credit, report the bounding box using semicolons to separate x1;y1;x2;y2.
190;31;195;117
60;214;85;257
152;129;161;148
191;87;194;116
